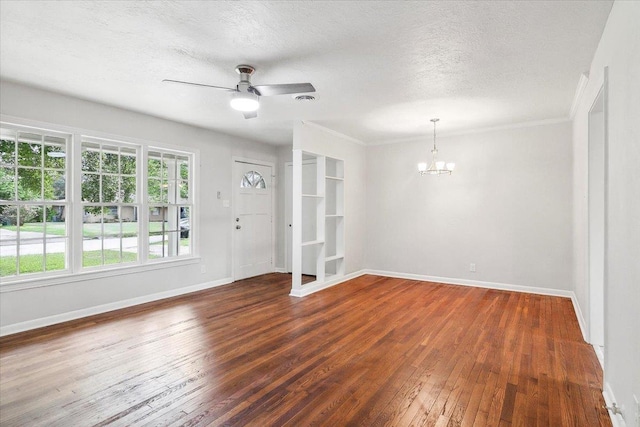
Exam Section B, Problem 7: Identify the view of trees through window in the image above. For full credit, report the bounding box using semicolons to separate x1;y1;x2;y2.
81;141;139;268
148;150;191;258
0;131;68;277
0;126;195;280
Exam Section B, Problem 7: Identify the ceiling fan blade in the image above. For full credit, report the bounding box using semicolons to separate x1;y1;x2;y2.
243;111;258;119
162;79;236;92
251;83;315;96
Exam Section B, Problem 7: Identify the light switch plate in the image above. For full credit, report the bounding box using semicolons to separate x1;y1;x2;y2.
223;200;230;208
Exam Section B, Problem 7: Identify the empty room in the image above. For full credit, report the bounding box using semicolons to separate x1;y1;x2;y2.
0;1;638;426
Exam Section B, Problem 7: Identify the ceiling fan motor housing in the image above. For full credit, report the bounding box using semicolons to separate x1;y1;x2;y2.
235;65;256;94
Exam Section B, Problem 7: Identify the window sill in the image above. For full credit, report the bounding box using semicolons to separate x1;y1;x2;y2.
0;256;201;293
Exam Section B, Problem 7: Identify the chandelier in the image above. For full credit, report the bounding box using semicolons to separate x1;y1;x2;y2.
418;118;455;175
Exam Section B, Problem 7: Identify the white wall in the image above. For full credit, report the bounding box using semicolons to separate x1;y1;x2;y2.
293;122;366;274
366;121;573;291
572;0;640;421
0;80;279;331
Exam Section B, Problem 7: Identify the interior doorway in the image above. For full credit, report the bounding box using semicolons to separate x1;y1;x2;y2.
233;159;273;280
588;79;606;365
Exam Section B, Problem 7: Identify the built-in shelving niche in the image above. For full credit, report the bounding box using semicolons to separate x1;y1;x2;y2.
292;151;344;293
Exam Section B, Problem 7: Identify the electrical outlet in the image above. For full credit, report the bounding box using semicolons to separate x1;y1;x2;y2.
470;263;476;272
200;265;207;274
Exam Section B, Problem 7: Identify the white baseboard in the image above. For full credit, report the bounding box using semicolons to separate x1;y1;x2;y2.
593;344;605;369
364;269;574;298
289;270;366;297
289;269;579;304
274;267;287;273
603;382;627;427
0;277;234;337
571;293;589;342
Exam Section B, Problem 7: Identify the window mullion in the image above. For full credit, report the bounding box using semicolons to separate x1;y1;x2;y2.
40;133;45;273
71;133;83;273
15;200;20;274
12;137;18;202
139;146;149;263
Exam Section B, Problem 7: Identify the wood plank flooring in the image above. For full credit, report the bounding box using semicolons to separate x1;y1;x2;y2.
0;274;610;426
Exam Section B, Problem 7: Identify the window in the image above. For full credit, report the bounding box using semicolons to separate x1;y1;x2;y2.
1;128;69;278
81;140;139;267
148;150;192;258
240;170;266;189
0;122;196;284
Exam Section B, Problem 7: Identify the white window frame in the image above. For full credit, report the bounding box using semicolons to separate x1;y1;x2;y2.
0;125;71;278
145;147;195;262
0;116;199;292
79;136;142;270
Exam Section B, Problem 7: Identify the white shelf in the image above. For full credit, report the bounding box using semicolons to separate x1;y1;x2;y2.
294;152;344;291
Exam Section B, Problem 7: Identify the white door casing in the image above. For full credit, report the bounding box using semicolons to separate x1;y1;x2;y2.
233;160;273;280
587;68;608;368
588;87;605;351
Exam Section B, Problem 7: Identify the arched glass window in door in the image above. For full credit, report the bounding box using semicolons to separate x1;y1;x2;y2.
241;170;267;189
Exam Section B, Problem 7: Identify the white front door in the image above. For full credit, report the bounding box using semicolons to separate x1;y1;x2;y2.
233;161;273;280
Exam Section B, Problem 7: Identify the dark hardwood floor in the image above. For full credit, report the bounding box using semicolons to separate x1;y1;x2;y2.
0;273;610;426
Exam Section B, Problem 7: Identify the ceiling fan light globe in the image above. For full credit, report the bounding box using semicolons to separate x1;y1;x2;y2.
418;162;427;172
230;92;259;112
446;162;456;171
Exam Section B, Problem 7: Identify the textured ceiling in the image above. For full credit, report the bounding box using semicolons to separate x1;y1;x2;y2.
0;1;612;145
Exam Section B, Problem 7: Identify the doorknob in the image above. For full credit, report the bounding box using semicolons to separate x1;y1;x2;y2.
236;225;241;229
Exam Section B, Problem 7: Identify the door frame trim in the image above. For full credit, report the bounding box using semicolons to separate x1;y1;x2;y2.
585;67;608;365
231;156;276;281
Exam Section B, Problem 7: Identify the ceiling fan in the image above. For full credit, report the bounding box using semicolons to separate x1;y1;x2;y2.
163;65;315;119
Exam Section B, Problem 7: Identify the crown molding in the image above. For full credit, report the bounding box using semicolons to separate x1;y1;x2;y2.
367;117;571;146
301;121;366;146
570;72;590;119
